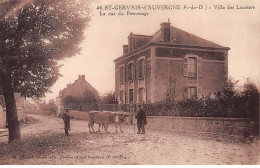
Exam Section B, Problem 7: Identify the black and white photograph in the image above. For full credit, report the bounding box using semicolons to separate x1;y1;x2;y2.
0;0;259;165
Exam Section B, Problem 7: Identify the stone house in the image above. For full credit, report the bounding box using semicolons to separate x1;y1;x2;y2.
114;22;229;104
56;75;99;114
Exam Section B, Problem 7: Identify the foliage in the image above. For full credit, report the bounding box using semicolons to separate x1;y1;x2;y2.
40;99;57;115
143;78;259;119
0;0;91;142
62;90;99;111
101;91;116;104
0;0;90;97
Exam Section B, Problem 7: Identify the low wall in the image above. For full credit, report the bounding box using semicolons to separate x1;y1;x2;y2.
69;110;89;120
67;110;259;138
146;116;259;138
0;108;27;129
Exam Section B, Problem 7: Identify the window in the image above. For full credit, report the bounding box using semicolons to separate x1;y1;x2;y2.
183;56;202;77
119;91;124;103
129;89;134;103
188;87;197;99
138;59;146;78
119;66;125;83
188;57;197;77
127;63;134;81
138;87;146;103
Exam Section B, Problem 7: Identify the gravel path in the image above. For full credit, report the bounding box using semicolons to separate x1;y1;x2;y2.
0;114;259;165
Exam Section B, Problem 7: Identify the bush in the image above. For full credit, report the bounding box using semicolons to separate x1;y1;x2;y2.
143;78;259;119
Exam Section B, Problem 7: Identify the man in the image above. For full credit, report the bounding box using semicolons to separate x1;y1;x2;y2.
63;108;70;136
135;104;147;134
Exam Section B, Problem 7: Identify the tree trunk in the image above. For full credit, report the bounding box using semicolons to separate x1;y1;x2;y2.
0;70;21;143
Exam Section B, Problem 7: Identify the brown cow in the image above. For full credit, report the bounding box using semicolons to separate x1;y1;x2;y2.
88;111;131;133
88;111;114;133
98;112;131;133
111;112;131;133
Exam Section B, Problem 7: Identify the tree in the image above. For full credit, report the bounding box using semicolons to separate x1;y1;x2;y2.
241;79;259;119
101;91;115;104
62;90;100;111
0;0;91;143
222;77;239;98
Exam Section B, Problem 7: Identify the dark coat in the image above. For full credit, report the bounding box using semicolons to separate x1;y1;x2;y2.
63;113;70;131
136;109;147;127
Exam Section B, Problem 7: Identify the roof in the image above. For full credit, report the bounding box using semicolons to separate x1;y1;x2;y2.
114;24;230;62
58;76;99;98
149;26;227;49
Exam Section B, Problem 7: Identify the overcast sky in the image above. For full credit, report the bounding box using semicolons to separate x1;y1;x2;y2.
44;0;260;101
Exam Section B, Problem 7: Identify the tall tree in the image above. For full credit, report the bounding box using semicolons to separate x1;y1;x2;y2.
0;0;91;143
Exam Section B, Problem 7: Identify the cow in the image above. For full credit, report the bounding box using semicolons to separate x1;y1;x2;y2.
111;112;131;133
88;111;131;133
88;111;114;133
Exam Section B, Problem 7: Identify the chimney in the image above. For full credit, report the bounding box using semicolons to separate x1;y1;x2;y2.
79;75;85;81
123;45;128;54
128;32;134;52
160;22;171;42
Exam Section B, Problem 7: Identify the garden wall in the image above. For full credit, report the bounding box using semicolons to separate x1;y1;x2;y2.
68;110;259;138
146;116;259;138
69;110;89;120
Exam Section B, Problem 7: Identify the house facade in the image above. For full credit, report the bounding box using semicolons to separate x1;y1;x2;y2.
56;75;99;114
114;22;229;104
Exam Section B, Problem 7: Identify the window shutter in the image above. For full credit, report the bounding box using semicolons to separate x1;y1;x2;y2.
124;90;127;103
133;63;136;79
183;58;188;76
123;66;125;82
136;60;139;79
145;87;147;103
143;59;147;77
197;58;202;77
197;87;202;98
126;65;128;81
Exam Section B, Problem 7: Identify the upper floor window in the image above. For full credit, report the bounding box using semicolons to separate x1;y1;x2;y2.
119;65;125;83
127;63;134;81
188;57;197;77
138;59;146;78
183;56;202;77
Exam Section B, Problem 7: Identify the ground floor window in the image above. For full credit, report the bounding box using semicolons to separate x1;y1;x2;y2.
119;90;124;103
138;87;146;103
129;89;134;103
188;87;197;99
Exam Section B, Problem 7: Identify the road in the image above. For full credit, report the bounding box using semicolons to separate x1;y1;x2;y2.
0;114;259;165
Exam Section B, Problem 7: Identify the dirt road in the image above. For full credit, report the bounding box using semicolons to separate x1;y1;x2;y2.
0;114;259;165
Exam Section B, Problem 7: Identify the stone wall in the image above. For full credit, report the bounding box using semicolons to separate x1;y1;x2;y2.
0;108;26;129
69;110;89;120
146;116;259;138
67;110;259;138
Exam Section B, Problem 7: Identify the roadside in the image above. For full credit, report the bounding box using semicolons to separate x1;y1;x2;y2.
0;114;259;165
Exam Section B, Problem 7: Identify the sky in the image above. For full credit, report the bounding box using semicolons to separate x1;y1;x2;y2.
44;0;260;101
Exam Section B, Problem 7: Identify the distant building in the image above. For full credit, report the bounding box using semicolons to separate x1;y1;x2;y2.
25;99;40;114
114;22;229;104
56;75;99;114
